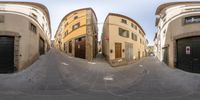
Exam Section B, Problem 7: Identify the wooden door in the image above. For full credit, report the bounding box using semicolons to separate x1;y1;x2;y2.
75;37;86;59
115;43;122;58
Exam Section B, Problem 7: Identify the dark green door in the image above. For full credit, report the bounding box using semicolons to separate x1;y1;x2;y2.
177;37;200;73
0;36;14;73
191;37;200;73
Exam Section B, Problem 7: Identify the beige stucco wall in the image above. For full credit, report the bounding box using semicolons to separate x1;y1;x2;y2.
56;8;98;61
163;13;200;67
0;13;49;70
102;14;146;64
155;2;200;68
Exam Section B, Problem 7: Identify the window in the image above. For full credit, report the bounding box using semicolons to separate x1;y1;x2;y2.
64;30;68;36
74;16;78;20
119;28;129;38
132;33;137;41
139;30;142;34
72;22;80;30
31;13;37;19
163;29;166;34
163;18;166;22
121;19;127;24
65;22;68;27
161;13;166;19
134;26;137;30
42;24;44;28
131;23;137;30
185;16;200;24
131;23;134;28
0;15;4;23
31;8;38;13
30;23;37;33
139;30;144;36
42;16;45;20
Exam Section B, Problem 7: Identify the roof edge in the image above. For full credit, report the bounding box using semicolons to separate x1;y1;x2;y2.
106;13;146;35
156;1;200;15
55;7;97;38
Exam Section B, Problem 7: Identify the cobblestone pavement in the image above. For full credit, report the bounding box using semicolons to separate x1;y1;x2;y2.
0;49;200;100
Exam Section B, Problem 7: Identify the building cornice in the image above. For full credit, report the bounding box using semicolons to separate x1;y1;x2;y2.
156;1;200;15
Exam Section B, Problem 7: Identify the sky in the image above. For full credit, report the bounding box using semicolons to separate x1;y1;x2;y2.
3;0;200;45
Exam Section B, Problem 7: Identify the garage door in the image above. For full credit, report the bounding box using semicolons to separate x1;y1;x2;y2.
125;42;133;61
0;36;14;73
177;37;200;73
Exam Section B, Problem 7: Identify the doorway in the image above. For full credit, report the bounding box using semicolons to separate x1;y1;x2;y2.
75;37;86;59
177;37;200;73
115;43;122;59
0;36;14;73
125;42;133;61
39;37;45;55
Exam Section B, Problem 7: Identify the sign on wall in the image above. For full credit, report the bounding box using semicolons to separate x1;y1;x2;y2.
186;46;191;55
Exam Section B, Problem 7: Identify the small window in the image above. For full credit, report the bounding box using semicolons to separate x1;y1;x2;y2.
31;13;37;19
72;22;80;30
64;30;68;36
163;18;166;22
131;23;137;30
31;8;38;13
132;33;134;40
139;30;143;37
0;15;4;23
139;30;141;34
42;24;44;28
131;23;134;27
30;23;37;33
119;28;129;38
185;16;200;24
135;26;137;30
132;33;137;41
163;29;166;38
65;22;68;27
74;16;78;20
121;19;127;24
163;29;166;34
